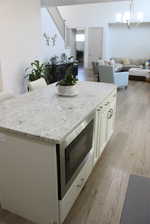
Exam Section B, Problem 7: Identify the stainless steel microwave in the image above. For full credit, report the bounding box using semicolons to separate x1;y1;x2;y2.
56;113;94;200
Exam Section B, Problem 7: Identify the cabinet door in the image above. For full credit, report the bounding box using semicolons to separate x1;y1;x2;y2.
94;107;102;164
100;103;109;153
94;91;117;163
106;94;117;142
94;104;108;163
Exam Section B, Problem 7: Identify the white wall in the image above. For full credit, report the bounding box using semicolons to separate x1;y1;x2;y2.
110;23;150;59
0;0;41;94
41;8;66;62
0;64;3;91
59;1;129;59
59;0;150;28
59;0;150;59
0;2;69;95
59;1;129;28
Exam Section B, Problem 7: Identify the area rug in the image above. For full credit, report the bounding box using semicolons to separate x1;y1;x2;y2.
120;174;150;224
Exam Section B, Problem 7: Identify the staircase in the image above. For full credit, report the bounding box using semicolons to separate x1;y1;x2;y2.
47;7;66;41
46;7;76;56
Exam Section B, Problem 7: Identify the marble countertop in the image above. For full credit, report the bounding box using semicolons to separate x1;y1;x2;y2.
0;82;116;144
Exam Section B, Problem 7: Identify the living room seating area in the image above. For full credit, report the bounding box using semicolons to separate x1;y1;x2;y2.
92;57;150;86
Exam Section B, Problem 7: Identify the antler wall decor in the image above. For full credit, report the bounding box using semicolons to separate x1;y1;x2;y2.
43;33;58;47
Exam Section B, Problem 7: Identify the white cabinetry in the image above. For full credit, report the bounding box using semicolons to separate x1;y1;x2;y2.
106;92;117;141
60;90;117;222
60;149;94;223
94;90;117;163
0;85;117;224
60;90;117;223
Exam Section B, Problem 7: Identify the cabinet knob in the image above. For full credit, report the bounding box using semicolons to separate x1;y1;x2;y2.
105;102;110;106
107;109;113;119
97;106;103;111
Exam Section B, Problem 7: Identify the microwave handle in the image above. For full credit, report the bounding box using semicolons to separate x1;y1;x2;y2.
65;149;70;163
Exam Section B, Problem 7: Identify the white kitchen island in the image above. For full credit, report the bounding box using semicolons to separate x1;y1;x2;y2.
0;82;117;224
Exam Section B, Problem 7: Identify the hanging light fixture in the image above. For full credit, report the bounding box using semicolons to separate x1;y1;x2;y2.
115;0;144;27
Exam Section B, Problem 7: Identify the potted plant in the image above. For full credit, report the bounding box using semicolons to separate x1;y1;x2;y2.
56;65;78;97
68;55;74;62
25;60;46;82
25;60;47;91
60;53;67;63
50;56;59;65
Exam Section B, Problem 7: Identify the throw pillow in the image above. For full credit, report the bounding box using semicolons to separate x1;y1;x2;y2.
97;59;105;65
122;58;130;65
110;59;115;65
115;63;123;72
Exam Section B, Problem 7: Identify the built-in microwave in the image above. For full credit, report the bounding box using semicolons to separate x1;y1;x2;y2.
56;113;94;200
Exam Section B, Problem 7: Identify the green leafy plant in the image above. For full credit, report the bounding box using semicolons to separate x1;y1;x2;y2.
60;53;67;63
50;56;59;65
68;56;74;61
56;65;77;86
25;60;46;82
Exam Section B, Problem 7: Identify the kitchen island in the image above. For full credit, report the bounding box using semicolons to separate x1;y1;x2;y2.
0;82;117;224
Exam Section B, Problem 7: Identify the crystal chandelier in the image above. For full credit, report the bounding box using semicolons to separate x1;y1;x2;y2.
116;0;144;27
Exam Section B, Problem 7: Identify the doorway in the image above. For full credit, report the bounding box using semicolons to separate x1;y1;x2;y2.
85;27;104;68
75;30;85;67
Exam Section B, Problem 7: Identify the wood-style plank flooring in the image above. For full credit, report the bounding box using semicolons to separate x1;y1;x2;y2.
0;68;150;224
64;79;150;224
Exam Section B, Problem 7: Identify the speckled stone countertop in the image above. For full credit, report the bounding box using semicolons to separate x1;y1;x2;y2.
0;82;116;144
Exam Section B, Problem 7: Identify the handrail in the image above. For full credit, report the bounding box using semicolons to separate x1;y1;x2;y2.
47;7;66;40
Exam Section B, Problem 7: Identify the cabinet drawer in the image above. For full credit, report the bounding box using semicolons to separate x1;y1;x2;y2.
103;89;117;106
60;150;93;223
109;89;117;102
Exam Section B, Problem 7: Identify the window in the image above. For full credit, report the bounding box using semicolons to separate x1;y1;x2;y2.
76;34;85;42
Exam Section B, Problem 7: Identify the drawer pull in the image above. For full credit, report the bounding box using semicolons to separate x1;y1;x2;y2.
97;106;103;112
105;102;110;106
107;109;113;119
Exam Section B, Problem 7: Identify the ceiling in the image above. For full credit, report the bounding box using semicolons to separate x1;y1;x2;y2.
41;0;128;7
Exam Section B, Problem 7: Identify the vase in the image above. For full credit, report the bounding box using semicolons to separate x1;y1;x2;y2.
57;85;78;97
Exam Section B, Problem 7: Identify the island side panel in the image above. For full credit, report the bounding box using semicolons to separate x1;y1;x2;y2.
0;133;59;224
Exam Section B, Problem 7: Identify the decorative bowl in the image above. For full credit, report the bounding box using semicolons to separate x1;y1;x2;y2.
57;85;78;97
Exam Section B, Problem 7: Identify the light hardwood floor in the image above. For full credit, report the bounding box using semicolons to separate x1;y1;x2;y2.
64;80;150;224
0;78;150;224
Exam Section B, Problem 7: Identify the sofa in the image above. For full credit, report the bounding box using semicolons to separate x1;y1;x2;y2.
112;58;150;81
93;57;150;82
112;57;148;68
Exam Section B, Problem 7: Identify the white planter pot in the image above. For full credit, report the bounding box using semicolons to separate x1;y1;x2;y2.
57;85;78;97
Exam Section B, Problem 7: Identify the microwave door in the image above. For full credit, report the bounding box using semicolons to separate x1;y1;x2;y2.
57;116;94;200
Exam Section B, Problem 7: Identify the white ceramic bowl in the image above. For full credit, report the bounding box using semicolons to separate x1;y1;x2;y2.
57;85;78;97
